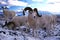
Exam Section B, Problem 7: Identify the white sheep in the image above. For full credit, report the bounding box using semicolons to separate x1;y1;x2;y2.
3;7;31;30
6;7;37;36
2;6;16;23
23;7;38;37
33;8;57;36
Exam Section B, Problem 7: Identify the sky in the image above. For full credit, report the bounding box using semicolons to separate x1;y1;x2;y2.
0;0;60;14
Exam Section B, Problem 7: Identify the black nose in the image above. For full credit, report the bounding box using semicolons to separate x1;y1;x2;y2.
34;16;36;18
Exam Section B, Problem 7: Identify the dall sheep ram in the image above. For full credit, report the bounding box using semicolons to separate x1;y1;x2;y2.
2;6;57;37
23;7;38;37
3;7;37;37
2;6;16;23
33;8;57;36
2;7;31;30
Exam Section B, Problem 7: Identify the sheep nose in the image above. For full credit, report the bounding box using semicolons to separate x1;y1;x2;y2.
34;16;36;18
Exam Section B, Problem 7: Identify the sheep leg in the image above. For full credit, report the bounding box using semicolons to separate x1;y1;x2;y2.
46;23;52;36
32;29;34;37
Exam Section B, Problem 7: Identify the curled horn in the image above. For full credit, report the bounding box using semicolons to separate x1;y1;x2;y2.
23;7;33;15
34;8;42;17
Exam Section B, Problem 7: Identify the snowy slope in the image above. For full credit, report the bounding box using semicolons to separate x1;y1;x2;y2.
0;20;60;40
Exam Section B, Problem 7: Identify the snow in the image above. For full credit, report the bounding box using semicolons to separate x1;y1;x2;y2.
0;20;60;40
44;36;60;40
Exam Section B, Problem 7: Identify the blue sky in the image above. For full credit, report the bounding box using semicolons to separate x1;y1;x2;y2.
0;0;60;14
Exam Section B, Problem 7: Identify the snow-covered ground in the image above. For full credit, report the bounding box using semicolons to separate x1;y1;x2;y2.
0;20;60;40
